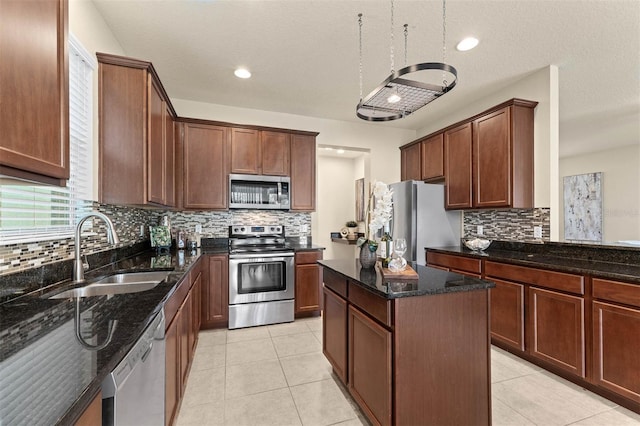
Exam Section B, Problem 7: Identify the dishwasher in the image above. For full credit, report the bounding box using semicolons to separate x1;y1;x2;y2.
102;310;165;426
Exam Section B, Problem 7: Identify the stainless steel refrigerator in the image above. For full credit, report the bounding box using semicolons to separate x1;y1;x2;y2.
389;180;461;265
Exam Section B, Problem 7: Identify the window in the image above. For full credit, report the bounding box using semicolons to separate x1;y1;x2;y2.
0;34;95;243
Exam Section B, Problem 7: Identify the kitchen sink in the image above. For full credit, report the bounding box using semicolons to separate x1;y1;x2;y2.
49;271;171;299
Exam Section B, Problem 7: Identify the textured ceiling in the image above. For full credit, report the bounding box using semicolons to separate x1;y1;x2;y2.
91;0;640;157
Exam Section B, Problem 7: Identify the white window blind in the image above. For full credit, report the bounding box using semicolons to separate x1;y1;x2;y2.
0;34;95;243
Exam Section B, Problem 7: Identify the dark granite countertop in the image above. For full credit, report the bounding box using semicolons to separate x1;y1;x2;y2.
0;247;202;426
426;241;640;284
318;259;494;299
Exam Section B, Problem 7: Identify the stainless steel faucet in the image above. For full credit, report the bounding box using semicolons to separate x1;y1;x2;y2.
73;212;120;282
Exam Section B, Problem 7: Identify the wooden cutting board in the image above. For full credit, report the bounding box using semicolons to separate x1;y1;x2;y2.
377;262;419;280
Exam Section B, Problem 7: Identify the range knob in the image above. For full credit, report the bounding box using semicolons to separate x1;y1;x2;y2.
240;227;245;232
270;226;276;232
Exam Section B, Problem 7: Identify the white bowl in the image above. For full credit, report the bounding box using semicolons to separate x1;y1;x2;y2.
463;238;491;251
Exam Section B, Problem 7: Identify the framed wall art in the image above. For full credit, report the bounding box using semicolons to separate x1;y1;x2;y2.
563;172;602;242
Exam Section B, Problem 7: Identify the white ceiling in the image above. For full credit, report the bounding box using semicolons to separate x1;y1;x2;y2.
91;0;640;158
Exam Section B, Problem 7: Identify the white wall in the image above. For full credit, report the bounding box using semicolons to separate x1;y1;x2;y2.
415;66;560;238
69;0;126;200
559;144;640;243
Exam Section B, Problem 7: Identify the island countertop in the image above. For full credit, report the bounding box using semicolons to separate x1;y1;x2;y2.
318;259;494;299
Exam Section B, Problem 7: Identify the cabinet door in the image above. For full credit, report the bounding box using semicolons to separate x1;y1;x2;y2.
490;279;525;351
473;107;511;208
74;391;101;426
165;317;179;426
400;143;421;181
323;287;348;384
593;301;640;403
421;134;444;181
0;0;69;183
192;270;202;344
444;122;473;209
528;287;585;377
260;131;290;176
230;128;260;174
147;78;165;204
180;293;192;391
295;264;321;314
164;106;175;207
183;123;228;209
290;134;316;211
349;306;393;426
202;255;229;328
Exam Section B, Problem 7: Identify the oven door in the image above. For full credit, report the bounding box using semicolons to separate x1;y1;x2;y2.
229;252;295;304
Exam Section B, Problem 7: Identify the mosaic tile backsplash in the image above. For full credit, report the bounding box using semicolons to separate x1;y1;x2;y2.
463;208;551;242
0;205;311;276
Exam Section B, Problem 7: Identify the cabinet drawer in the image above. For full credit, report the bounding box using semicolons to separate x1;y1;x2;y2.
296;251;322;265
485;261;584;295
427;252;481;275
593;278;640;309
348;283;392;327
164;272;191;327
323;267;347;298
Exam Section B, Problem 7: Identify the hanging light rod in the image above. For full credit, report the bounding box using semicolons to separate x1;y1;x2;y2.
356;0;457;122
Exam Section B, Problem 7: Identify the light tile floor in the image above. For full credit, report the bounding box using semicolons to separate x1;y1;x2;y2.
177;317;640;426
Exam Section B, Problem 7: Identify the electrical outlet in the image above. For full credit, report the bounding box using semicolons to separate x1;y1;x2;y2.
534;226;543;239
300;224;309;233
139;225;145;236
195;224;202;233
477;225;484;236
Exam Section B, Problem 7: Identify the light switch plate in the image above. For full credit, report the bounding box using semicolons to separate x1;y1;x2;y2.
534;226;543;239
300;224;309;233
195;224;202;233
477;225;484;236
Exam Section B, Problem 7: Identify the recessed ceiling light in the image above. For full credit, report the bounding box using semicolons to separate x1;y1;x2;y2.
336;149;345;154
456;37;479;52
387;93;402;104
234;68;251;79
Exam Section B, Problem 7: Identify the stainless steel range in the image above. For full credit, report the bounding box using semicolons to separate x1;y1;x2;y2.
228;225;294;329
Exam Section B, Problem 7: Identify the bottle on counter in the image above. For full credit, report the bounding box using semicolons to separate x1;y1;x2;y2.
380;223;393;268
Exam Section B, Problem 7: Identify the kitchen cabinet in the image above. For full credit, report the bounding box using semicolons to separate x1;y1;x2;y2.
444;122;474;209
323;286;348;384
181;122;229;210
74;391;101;426
191;268;202;352
201;254;229;328
260;131;290;176
426;251;482;278
349;305;393;426
490;278;525;351
290;134;317;211
295;251;323;316
592;278;640;404
421;133;445;181
165;313;180;426
97;53;176;207
179;291;193;392
321;265;491;425
230;128;260;174
0;0;69;185
400;142;421;181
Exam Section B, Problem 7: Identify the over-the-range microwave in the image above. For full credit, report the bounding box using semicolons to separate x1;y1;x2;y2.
228;174;290;210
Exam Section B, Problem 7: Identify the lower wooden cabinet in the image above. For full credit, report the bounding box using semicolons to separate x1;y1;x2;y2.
322;286;348;384
592;277;640;405
528;286;585;377
165;314;180;426
348;305;392;426
74;391;102;426
201;254;229;328
426;251;482;277
295;251;323;316
489;278;525;351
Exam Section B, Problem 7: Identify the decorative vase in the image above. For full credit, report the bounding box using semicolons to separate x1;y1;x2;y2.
359;244;377;268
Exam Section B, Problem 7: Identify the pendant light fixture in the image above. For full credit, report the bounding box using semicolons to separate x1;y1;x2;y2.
356;0;457;122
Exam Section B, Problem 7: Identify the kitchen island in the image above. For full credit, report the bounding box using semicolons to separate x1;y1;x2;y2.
319;259;495;426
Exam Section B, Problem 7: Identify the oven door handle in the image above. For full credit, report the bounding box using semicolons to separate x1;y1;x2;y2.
229;252;294;260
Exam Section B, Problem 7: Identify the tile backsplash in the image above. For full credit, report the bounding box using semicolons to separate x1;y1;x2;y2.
0;205;311;276
463;208;551;242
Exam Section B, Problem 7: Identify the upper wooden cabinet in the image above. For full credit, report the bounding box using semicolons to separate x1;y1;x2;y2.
0;0;69;185
400;142;421;181
230;129;290;176
181;122;229;210
290;134;316;211
97;53;176;207
444;122;473;209
421;133;445;181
